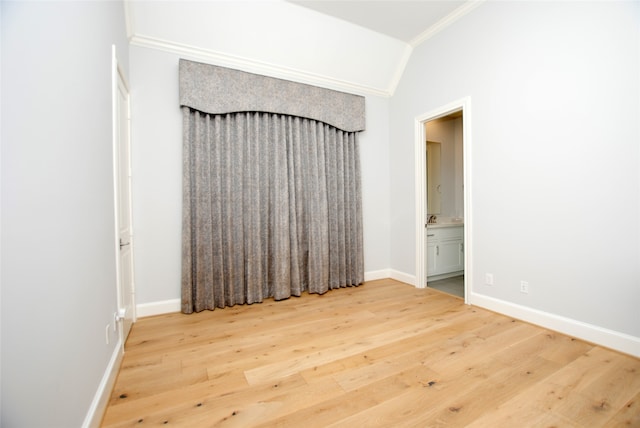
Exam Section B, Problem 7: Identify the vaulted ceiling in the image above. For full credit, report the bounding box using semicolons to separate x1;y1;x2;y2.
126;0;483;96
288;1;467;44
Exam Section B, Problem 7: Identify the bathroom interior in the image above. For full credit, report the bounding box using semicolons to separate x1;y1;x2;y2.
425;111;464;297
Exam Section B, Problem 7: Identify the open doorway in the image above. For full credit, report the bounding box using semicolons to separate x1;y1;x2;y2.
414;98;471;303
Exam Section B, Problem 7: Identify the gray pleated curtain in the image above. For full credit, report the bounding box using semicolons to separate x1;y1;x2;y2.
180;60;365;313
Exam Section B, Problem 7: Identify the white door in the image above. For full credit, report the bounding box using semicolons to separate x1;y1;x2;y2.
113;47;135;345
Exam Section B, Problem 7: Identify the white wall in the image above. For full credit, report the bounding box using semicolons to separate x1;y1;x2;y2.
1;1;129;426
390;1;640;342
130;45;391;308
127;0;410;96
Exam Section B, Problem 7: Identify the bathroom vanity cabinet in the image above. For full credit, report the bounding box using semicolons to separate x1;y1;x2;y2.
426;225;464;279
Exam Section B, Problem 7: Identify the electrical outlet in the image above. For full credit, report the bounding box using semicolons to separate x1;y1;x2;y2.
485;273;494;285
520;280;529;294
105;324;110;345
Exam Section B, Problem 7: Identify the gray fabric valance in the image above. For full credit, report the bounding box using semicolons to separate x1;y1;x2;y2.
179;59;366;133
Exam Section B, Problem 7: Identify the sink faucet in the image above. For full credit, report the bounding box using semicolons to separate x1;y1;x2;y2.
427;215;437;224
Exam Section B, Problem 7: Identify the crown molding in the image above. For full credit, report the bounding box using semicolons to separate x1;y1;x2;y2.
123;0;134;40
129;34;393;98
123;0;485;98
386;44;414;97
410;0;486;48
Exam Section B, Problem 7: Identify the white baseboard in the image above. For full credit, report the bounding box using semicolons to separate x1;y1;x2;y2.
381;268;640;358
82;341;124;428
137;270;394;318
469;292;640;358
137;299;181;318
364;269;391;282
389;269;416;287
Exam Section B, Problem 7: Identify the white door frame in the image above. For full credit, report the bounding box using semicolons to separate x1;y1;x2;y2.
112;46;136;349
414;97;472;304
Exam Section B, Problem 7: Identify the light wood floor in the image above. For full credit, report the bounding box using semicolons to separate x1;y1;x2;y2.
102;279;640;427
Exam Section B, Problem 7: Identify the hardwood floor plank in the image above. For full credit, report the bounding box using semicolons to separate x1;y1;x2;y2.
176;309;378;373
331;312;496;392
463;346;640;427
108;365;208;405
390;332;559;426
106;372;309;427
255;365;440;428
604;390;640;427
101;279;640;427
553;350;640;426
244;321;430;385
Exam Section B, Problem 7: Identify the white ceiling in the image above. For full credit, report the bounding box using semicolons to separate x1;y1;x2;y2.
126;0;483;96
287;1;467;45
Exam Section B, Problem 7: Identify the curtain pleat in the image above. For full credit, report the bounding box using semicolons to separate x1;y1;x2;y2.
182;109;363;313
